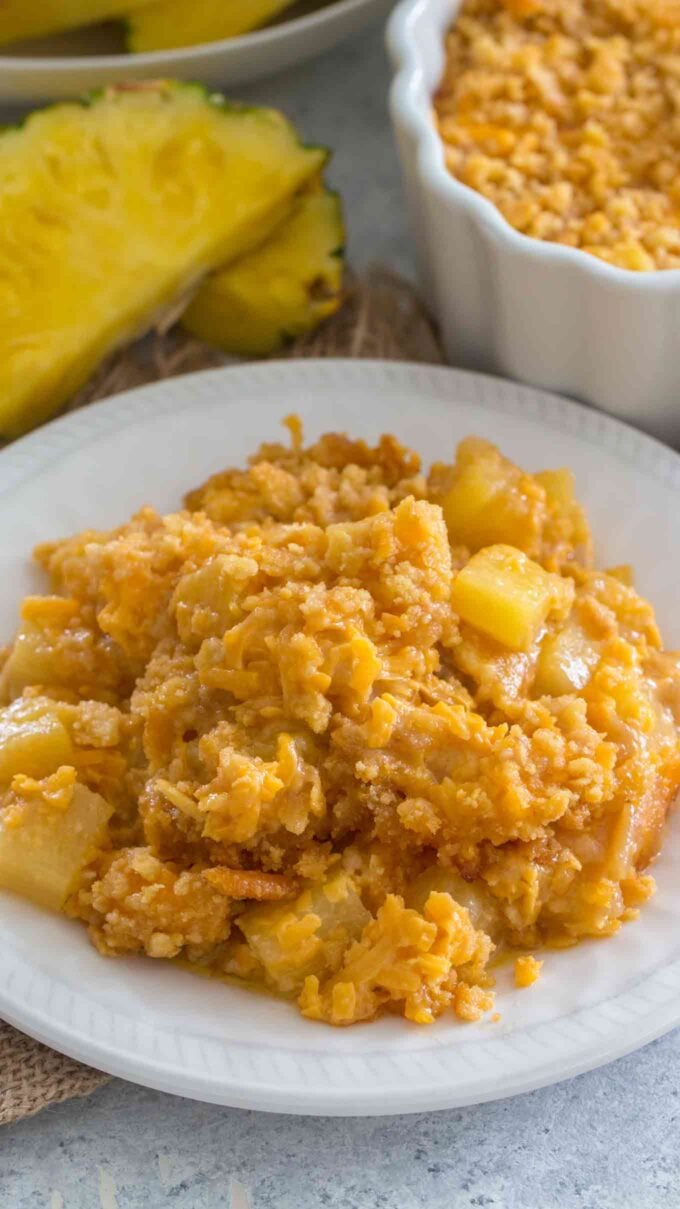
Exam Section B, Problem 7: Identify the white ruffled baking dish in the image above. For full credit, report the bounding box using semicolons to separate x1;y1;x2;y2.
387;0;680;443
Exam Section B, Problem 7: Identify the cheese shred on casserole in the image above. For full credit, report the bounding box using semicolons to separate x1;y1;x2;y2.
1;419;678;1026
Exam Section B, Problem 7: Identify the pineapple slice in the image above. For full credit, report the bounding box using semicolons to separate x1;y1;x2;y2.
0;0;154;46
127;0;297;52
0;768;111;911
182;185;345;356
0;83;325;437
0;698;75;785
451;545;574;651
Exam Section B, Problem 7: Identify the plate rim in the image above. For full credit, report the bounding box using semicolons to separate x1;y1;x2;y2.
3;358;680;499
2;357;680;1117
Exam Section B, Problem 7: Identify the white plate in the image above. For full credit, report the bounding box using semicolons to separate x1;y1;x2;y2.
2;360;680;1117
0;0;391;103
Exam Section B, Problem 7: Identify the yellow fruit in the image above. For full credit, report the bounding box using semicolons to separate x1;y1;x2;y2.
534;623;601;696
183;185;345;356
407;866;499;938
440;437;545;555
0;770;111;911
0;82;325;438
434;440;592;570
0;621;57;702
451;544;574;651
534;468;591;560
127;0;297;52
0;0;154;46
0;699;74;785
534;468;574;510
238;873;370;994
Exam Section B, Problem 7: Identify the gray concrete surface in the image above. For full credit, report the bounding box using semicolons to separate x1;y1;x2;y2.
3;1030;680;1208
238;13;416;282
1;13;679;1209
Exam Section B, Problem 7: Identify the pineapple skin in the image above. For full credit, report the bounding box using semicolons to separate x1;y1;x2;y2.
0;82;327;438
182;185;345;357
127;0;298;52
0;0;154;46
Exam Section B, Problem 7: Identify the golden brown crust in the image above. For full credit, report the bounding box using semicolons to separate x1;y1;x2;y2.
435;0;680;271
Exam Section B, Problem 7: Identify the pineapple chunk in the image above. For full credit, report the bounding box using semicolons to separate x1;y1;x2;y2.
0;83;325;437
1;597;80;701
534;468;575;510
407;866;499;938
238;871;370;994
0;596;133;706
534;468;592;564
436;441;592;569
439;438;545;554
183;185;345;356
451;545;574;651
172;553;262;646
128;0;297;52
0;698;74;785
534;623;601;696
0;769;111;911
1;617;59;700
0;0;154;46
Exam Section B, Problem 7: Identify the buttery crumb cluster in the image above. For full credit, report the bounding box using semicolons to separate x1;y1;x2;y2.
435;0;680;270
1;418;679;1027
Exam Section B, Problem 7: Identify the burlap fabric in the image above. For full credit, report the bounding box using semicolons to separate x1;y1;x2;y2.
0;269;443;1127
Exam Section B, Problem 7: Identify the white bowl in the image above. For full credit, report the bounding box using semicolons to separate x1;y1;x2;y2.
0;0;391;102
387;0;680;444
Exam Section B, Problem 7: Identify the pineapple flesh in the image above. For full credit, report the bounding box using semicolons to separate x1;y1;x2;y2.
127;0;297;52
0;0;154;46
0;771;111;912
451;544;574;651
183;185;345;356
434;437;592;570
0;699;74;785
0;83;325;437
534;623;601;696
440;437;543;553
239;873;370;995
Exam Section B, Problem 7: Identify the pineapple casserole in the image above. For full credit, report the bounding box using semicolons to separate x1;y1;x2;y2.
435;0;680;271
1;419;679;1027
